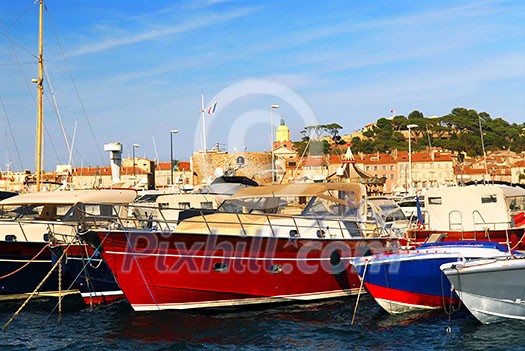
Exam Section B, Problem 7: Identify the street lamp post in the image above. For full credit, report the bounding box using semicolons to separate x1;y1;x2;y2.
170;129;179;186
132;143;140;185
407;124;418;193
270;104;279;182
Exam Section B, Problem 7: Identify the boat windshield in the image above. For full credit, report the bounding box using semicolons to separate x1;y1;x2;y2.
218;195;308;215
0;202;120;223
368;198;407;222
218;190;361;218
0;204;73;221
383;207;407;222
507;195;525;213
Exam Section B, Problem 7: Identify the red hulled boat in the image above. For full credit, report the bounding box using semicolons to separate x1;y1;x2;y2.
83;183;400;311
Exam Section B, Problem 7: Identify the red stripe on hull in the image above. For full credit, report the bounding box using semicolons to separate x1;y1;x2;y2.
82;294;125;305
365;282;457;309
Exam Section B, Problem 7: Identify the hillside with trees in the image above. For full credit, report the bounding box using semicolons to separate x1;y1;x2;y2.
293;108;525;157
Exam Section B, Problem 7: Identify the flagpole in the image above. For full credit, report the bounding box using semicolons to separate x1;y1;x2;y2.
201;93;206;152
201;93;208;183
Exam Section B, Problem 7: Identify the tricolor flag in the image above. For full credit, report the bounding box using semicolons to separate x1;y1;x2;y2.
416;196;424;229
206;101;218;115
390;108;396;114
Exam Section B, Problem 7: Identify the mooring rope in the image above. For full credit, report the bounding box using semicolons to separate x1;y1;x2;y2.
0;243;50;280
509;230;525;251
42;232;111;324
2;241;72;331
58;259;62;322
442;267;461;334
351;259;368;325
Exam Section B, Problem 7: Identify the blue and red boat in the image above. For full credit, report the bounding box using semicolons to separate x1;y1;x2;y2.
351;241;512;314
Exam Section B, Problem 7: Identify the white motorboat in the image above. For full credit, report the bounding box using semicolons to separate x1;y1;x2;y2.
441;255;525;324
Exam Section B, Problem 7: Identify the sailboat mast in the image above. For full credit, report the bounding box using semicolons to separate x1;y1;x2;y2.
35;0;44;192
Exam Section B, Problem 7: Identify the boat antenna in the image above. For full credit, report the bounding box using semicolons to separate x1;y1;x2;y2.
478;114;488;184
425;124;433;150
43;65;71;158
151;135;161;171
67;120;78;166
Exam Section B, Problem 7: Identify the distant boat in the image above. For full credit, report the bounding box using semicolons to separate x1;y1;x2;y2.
441;255;525;324
352;241;512;314
0;189;137;302
405;185;525;249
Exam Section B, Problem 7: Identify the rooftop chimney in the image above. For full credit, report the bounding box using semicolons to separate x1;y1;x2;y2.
104;142;123;184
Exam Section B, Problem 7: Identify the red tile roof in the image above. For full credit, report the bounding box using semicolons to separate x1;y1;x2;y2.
156;161;191;171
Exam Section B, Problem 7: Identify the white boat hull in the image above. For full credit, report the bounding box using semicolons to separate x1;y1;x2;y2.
442;257;525;324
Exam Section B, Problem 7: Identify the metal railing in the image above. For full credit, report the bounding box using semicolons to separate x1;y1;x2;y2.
73;202;396;240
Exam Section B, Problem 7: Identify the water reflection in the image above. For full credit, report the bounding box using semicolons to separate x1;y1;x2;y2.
5;295;525;351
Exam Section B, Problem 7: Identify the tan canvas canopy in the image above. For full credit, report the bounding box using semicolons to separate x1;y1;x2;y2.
229;183;365;200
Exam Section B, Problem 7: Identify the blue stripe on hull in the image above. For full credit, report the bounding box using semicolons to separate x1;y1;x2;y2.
357;257;457;298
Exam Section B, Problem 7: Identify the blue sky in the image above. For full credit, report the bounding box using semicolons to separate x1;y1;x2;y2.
0;0;524;172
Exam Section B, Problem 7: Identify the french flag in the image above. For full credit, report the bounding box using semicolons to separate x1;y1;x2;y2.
390;109;396;114
206;101;218;115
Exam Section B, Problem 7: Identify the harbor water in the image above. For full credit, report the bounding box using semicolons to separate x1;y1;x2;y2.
1;295;524;350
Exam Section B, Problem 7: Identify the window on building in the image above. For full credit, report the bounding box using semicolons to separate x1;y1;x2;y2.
200;201;214;209
382;165;386;170
390;165;394;171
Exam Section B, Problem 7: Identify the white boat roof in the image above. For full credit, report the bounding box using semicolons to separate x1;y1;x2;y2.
229;183;365;199
0;189;137;205
425;185;525;198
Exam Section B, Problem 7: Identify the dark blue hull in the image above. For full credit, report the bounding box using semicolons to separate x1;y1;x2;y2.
51;244;124;304
0;241;74;300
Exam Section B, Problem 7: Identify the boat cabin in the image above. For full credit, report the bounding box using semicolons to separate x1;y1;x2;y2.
423;185;525;231
0;189;137;242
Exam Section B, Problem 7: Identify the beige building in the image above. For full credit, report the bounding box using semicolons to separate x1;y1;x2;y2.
191;150;272;185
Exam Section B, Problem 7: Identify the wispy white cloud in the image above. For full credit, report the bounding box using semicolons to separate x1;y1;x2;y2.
68;6;258;57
